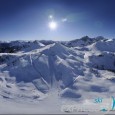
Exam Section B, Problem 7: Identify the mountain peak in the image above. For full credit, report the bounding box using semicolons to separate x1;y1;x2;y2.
41;42;70;56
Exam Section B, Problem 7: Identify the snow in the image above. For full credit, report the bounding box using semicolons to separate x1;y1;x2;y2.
0;36;115;114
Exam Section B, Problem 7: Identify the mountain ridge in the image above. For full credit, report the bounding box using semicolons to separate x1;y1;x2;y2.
0;36;115;103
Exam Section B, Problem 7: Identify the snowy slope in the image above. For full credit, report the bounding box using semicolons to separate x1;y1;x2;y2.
0;36;115;114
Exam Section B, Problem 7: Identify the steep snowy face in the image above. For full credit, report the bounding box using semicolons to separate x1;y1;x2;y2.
88;52;115;72
0;36;115;101
89;39;115;52
0;43;84;86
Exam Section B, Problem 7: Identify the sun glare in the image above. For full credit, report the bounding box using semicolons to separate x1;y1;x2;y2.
48;21;57;30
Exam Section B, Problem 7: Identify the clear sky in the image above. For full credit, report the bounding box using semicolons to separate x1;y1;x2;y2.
0;0;115;41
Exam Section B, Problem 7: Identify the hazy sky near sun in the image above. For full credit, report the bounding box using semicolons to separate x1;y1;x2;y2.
0;0;115;41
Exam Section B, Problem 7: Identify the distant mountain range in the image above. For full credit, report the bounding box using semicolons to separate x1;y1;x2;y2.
0;36;115;103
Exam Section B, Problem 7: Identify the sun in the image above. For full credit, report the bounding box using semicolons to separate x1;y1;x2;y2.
48;21;57;30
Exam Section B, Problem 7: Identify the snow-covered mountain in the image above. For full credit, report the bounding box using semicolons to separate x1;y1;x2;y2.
0;36;115;113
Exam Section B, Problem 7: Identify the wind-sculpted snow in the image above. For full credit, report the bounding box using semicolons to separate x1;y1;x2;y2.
0;36;115;110
60;88;81;98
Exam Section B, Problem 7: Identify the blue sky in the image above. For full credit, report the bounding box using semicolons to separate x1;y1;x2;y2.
0;0;115;41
